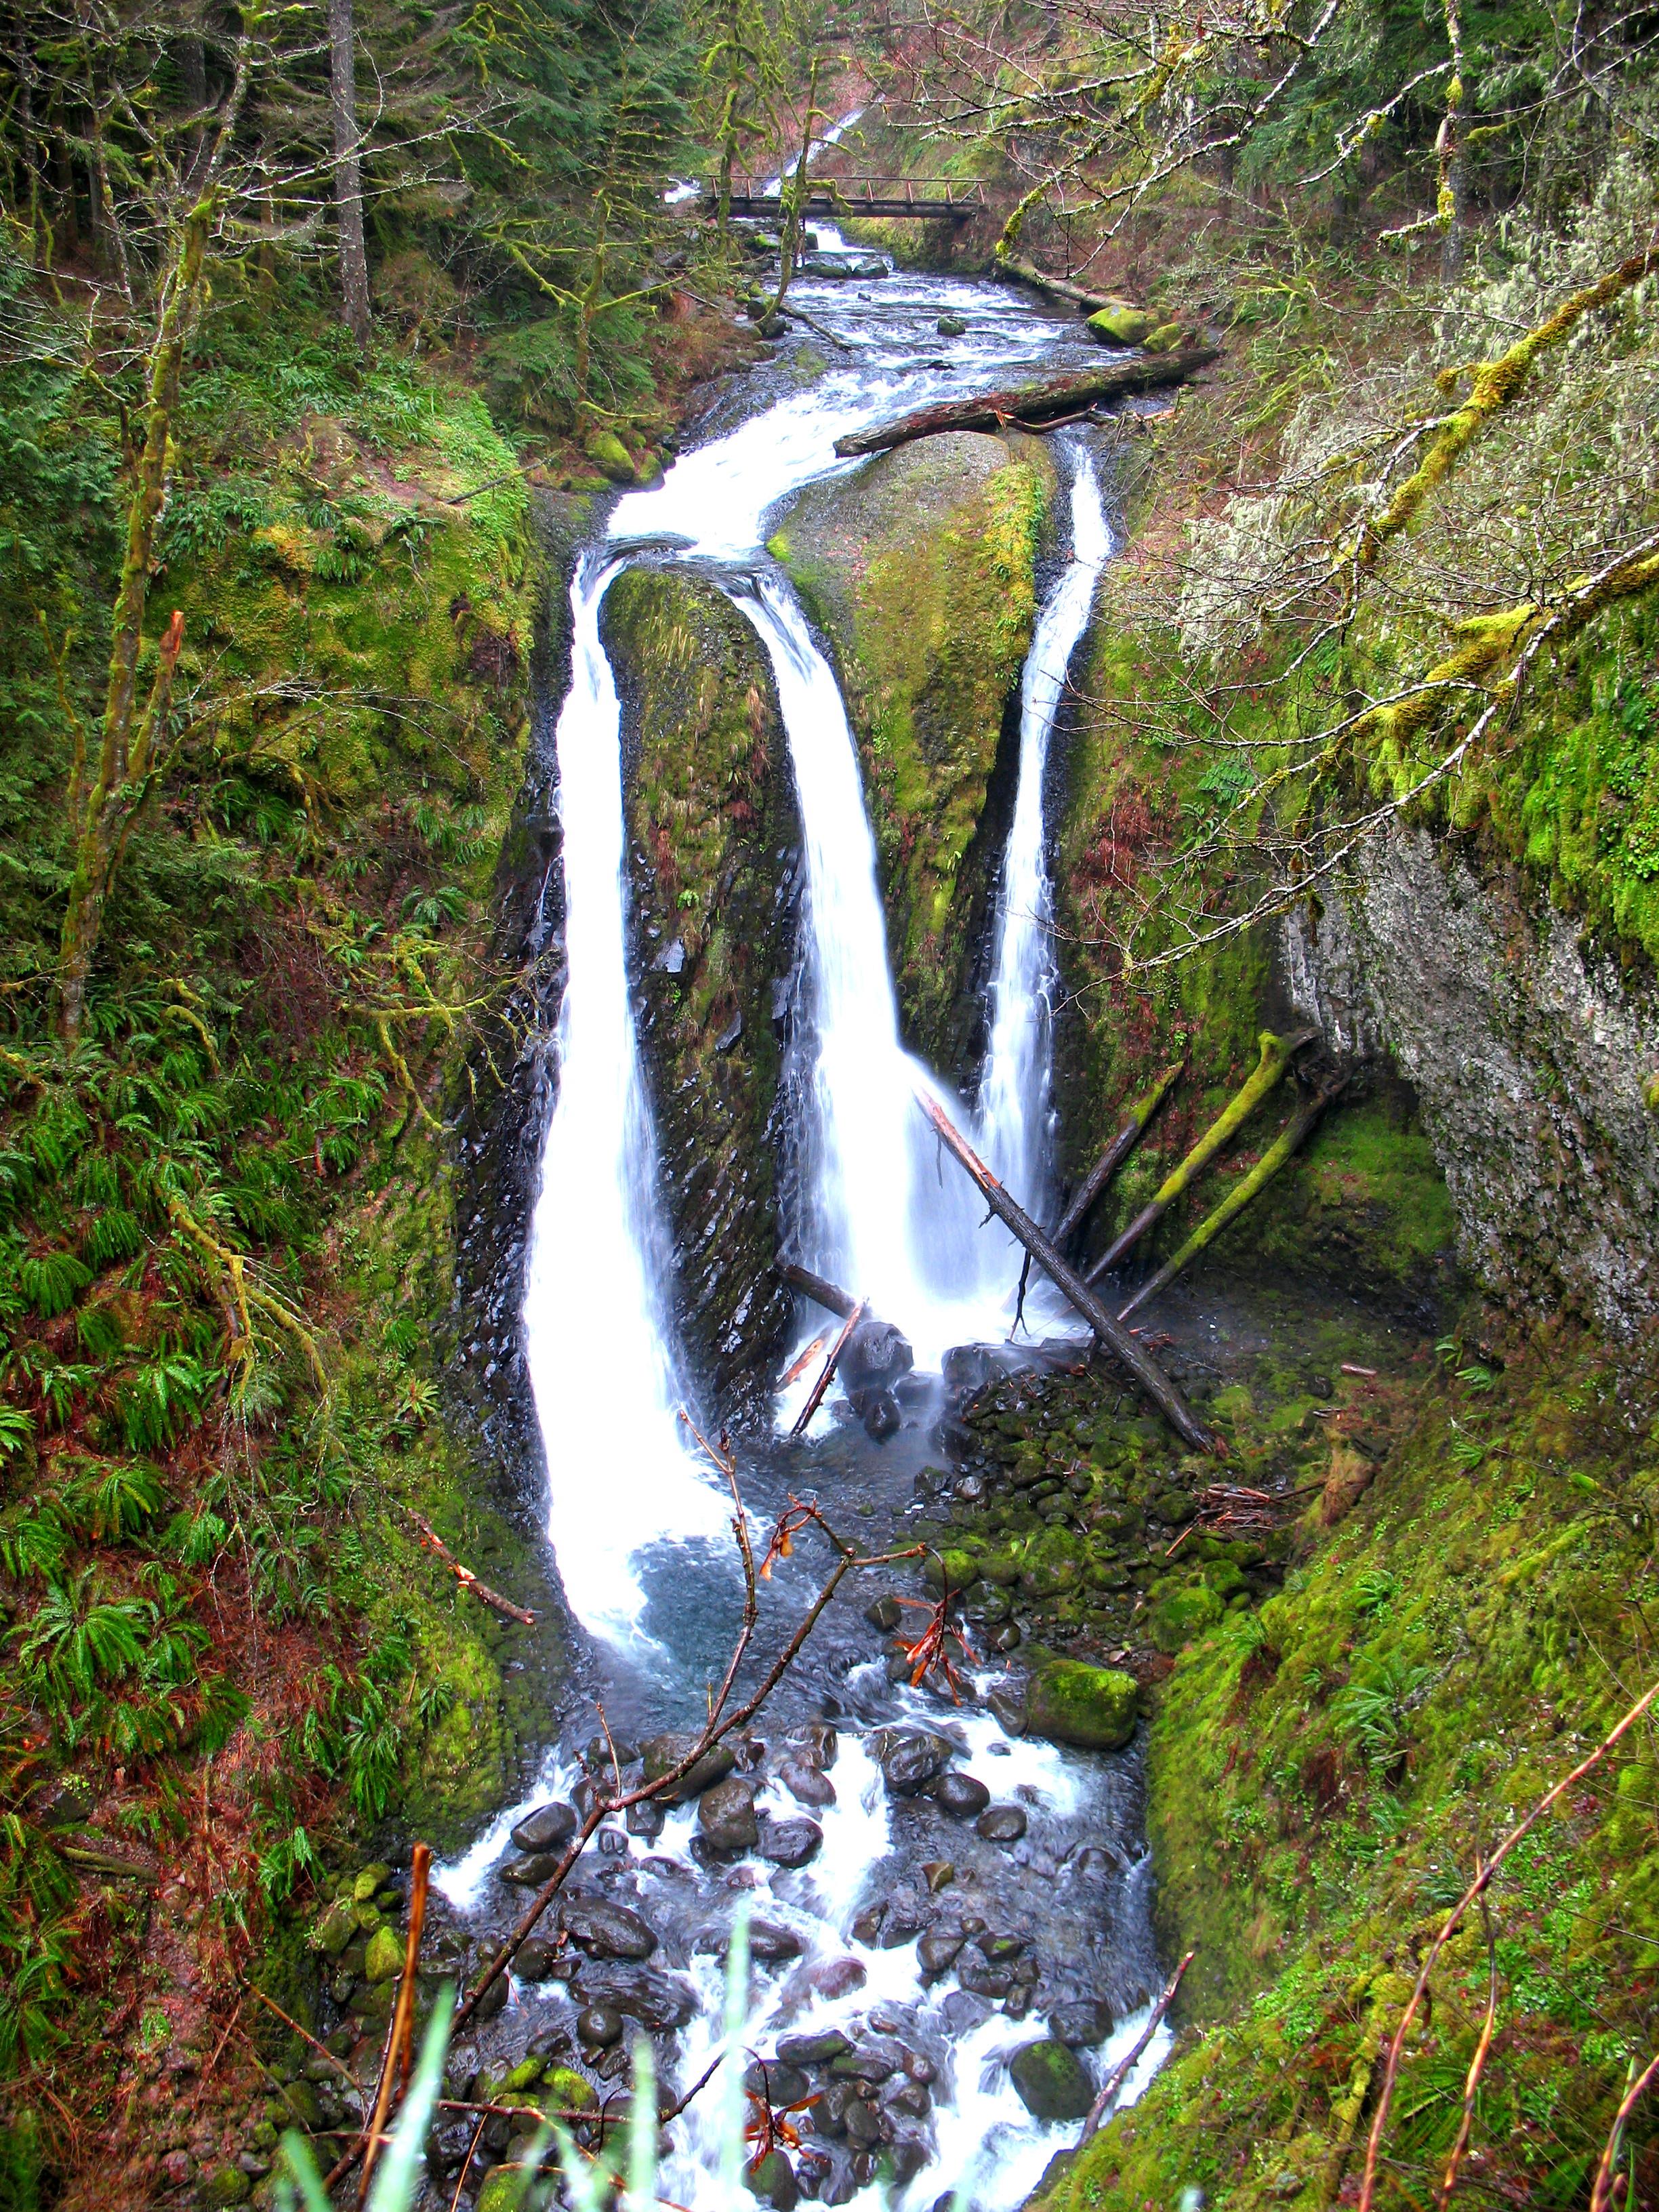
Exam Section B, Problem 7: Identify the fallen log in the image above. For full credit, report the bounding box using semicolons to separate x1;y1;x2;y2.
1117;1073;1347;1321
1054;1059;1184;1252
913;1087;1217;1455
790;1298;866;1439
833;352;1219;458
406;1509;537;1626
782;1261;859;1319
1084;1029;1314;1286
991;253;1122;316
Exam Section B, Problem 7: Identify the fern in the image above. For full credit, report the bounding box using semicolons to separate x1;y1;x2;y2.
17;1250;92;1318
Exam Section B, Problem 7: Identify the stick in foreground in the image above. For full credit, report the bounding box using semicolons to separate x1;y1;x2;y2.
912;1087;1217;1455
1080;1950;1195;2140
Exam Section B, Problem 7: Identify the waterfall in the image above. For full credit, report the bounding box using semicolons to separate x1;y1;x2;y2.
977;450;1113;1231
734;579;987;1365
520;556;726;1643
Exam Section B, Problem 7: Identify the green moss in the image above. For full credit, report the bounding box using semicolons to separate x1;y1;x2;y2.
1026;1658;1141;1748
1042;1326;1659;2212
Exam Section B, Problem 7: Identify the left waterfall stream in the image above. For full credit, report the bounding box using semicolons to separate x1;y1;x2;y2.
407;242;1176;2212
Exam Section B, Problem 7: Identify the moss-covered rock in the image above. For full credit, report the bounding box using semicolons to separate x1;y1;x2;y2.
363;1925;404;1984
1010;2037;1095;2120
768;431;1050;1064
604;568;800;1416
1149;1582;1225;1653
1025;1659;1141;1749
585;428;638;483
1086;306;1154;345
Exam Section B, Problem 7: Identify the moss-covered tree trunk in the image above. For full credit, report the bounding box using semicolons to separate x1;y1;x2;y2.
329;0;372;346
54;200;211;1046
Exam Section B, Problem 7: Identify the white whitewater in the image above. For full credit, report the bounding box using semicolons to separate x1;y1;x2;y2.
977;451;1113;1233
520;558;727;1642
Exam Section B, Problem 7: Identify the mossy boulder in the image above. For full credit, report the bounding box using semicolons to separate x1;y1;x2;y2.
925;1546;985;1594
542;2065;598;2112
363;1925;405;1984
310;1898;356;1957
768;431;1050;1062
1086;306;1154;345
477;2165;535;2212
1149;1582;1226;1653
1141;321;1187;352
1009;2037;1094;2121
1025;1660;1141;1750
585;428;638;483
605;569;800;1416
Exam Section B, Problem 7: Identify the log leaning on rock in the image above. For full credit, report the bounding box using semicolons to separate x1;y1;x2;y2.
832;352;1220;459
782;1261;859;1319
913;1087;1218;1456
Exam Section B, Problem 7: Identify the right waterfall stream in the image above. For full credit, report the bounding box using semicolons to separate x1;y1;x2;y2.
444;243;1175;2212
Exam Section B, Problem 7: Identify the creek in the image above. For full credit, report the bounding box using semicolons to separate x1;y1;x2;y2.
432;235;1176;2212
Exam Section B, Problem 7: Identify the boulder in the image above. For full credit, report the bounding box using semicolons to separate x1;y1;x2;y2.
698;1776;760;1855
512;1939;569;1982
582;1969;698;2031
758;1816;823;1866
748;2148;799;2209
779;1757;836;1808
851;1386;901;1441
937;314;968;337
363;1926;404;1984
640;1732;737;1801
559;1897;657;1961
501;1851;565;1887
1085;305;1154;346
1025;1660;1141;1752
841;1317;914;1392
747;1921;805;1963
585;428;639;483
1048;1999;1114;2046
942;1343;1004;1405
578;2005;625;2047
918;1929;967;1978
1008;2038;1094;2122
933;1771;990;1819
880;1732;951;1795
1149;1583;1225;1653
777;2030;853;2068
512;1802;577;1853
1141;321;1187;353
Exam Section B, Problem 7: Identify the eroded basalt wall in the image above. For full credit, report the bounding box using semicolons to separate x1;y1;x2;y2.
603;567;800;1423
1285;827;1659;1332
769;430;1053;1071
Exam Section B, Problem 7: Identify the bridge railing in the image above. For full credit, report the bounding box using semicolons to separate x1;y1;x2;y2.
711;176;986;216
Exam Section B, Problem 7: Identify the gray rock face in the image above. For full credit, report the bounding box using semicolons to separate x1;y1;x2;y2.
1286;825;1659;1329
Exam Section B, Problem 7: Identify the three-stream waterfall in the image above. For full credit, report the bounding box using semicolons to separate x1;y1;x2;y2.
463;247;1172;2212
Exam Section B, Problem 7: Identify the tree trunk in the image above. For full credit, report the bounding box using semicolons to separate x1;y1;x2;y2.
768;58;820;319
834;352;1218;457
329;0;371;346
56;205;210;1045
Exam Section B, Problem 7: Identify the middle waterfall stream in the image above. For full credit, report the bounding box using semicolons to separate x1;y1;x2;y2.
443;244;1174;2212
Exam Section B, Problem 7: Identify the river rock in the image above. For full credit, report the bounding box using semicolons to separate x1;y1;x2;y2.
936;314;967;337
748;1921;805;1963
975;1804;1027;1843
842;1317;914;1391
626;1799;666;1839
1086;304;1154;346
780;1757;836;1808
698;1776;760;1854
511;1802;577;1853
917;1929;967;1978
805;1955;866;1999
1049;1999;1115;2045
1008;2039;1094;2122
778;2029;852;2068
942;1344;1003;1406
758;1816;823;1866
559;1898;658;1960
844;2098;883;2148
852;1386;902;1440
748;2148;799;2209
512;1939;567;1982
879;1732;950;1795
1025;1660;1141;1751
641;1732;737;1801
958;1960;1012;1999
932;1771;990;1818
582;1968;698;2030
577;2005;624;2047
500;1851;563;1887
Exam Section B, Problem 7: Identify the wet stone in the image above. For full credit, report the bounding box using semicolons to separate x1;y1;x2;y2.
778;2030;852;2068
779;1758;836;1809
831;2050;897;2084
918;1929;966;1978
745;2062;812;2110
501;1851;564;1887
975;1805;1027;1843
844;2100;883;2148
582;1968;697;2030
880;1732;950;1795
698;1776;760;1855
976;1932;1025;1961
864;1596;903;1633
559;1898;657;1960
1009;2039;1094;2122
932;1771;990;1818
749;2148;799;2209
626;1801;665;1839
578;2005;625;2047
512;1802;577;1853
958;1961;1013;1999
512;1939;568;1982
1049;1999;1115;2045
640;1732;737;1801
758;1817;823;1867
749;1921;805;1963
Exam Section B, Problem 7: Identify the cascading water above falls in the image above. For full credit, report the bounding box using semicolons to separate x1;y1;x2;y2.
977;450;1113;1239
520;557;726;1643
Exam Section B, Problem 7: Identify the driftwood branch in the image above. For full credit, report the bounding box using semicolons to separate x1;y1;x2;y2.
1080;1950;1195;2139
912;1087;1217;1454
833;353;1218;457
1117;1073;1345;1320
781;1261;859;1318
1054;1060;1185;1254
345;1843;430;2203
790;1298;866;1439
405;1509;537;1626
1085;1030;1313;1286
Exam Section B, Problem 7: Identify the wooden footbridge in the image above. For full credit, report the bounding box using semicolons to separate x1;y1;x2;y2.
712;176;985;224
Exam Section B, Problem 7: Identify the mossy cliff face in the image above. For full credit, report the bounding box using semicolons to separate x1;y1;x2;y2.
602;567;800;1420
769;431;1051;1067
1034;1322;1659;2212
